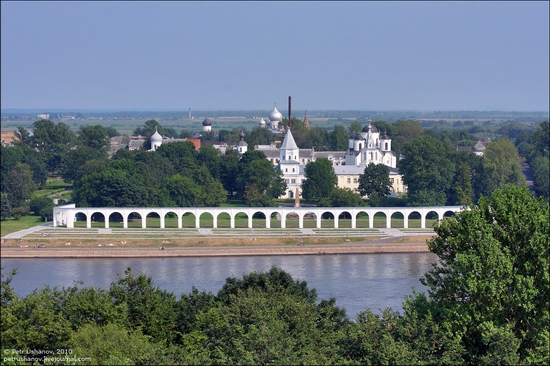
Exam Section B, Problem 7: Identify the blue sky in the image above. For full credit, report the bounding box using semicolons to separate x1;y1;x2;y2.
1;1;548;111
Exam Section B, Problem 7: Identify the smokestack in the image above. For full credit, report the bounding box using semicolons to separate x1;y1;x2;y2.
288;96;292;129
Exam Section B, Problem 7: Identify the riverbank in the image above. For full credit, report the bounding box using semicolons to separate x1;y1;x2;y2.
1;236;432;258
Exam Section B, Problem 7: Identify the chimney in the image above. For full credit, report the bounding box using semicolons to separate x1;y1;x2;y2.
288;96;292;129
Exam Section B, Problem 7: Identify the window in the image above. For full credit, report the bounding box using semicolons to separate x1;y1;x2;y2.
347;178;351;184
291;179;296;184
390;178;394;183
292;168;295;172
285;168;288;172
353;178;358;183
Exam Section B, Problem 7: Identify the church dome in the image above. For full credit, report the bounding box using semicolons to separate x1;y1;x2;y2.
239;130;245;139
362;124;378;133
151;129;162;142
269;107;283;122
354;134;362;140
259;118;266;126
202;117;212;126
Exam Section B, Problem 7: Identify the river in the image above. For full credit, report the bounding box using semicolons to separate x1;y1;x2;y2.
2;252;437;318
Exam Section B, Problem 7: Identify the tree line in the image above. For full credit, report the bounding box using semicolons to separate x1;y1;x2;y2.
1;185;548;364
1;118;548;221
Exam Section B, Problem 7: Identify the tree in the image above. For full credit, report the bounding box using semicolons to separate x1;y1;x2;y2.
405;185;549;364
301;158;337;203
450;162;473;205
358;163;392;198
29;197;55;221
398;136;454;206
197;145;222;180
1;193;12;221
480;139;525;197
109;267;178;343
78;125;110;151
320;187;365;207
238;159;285;206
348;121;363;135
531;155;549;198
328;124;349;151
5;163;37;209
61;146;108;184
219;149;240;197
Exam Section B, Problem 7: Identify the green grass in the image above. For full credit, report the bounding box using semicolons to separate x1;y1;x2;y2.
1;216;45;236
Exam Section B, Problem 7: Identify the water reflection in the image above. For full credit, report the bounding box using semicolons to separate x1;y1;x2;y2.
3;253;437;317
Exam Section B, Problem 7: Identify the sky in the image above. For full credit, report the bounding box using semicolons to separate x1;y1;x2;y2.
1;1;549;112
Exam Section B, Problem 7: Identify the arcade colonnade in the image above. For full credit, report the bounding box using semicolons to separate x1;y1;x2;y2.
53;204;463;230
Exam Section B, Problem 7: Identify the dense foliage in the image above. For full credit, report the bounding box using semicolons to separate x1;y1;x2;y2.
1;118;548;219
1;185;548;364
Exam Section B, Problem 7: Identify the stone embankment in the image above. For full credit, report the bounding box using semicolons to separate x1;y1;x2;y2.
1;243;429;258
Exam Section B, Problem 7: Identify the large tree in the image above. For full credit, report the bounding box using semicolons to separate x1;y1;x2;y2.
398;136;455;206
480;139;525;197
404;185;549;364
358;162;391;198
301;158;337;203
5;163;37;209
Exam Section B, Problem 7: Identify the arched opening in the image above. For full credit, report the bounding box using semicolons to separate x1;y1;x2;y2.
252;212;266;228
181;212;196;228
289;190;294;198
269;212;282;228
356;211;370;228
443;210;456;219
146;212;161;228
109;212;124;228
74;212;87;228
338;211;352;228
321;211;334;228
91;212;105;228
199;213;214;228
285;212;299;228
164;211;178;228
407;211;421;228
426;211;439;228
390;212;404;228
127;212;142;228
217;212;231;228
235;212;249;228
303;211;317;228
372;212;387;228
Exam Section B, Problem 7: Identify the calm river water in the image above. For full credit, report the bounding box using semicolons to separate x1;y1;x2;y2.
2;253;437;318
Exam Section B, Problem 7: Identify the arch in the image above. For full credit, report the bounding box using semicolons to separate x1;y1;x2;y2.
164;211;179;228
285;212;299;229
268;211;282;229
338;210;352;228
372;211;387;228
109;212;124;228
252;211;266;229
234;212;249;229
390;211;405;228
303;211;317;228
145;212;161;228
443;210;456;219
199;212;214;228
217;212;231;228
90;212;106;228
356;211;370;228
426;210;439;229
407;211;422;228
181;212;196;228
127;212;143;228
74;211;88;228
321;211;334;228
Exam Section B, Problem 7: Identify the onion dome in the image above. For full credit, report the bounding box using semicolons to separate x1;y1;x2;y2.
269;106;283;122
354;134;362;140
259;118;266;126
202;117;212;126
362;123;378;133
151;129;162;143
239;130;245;139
